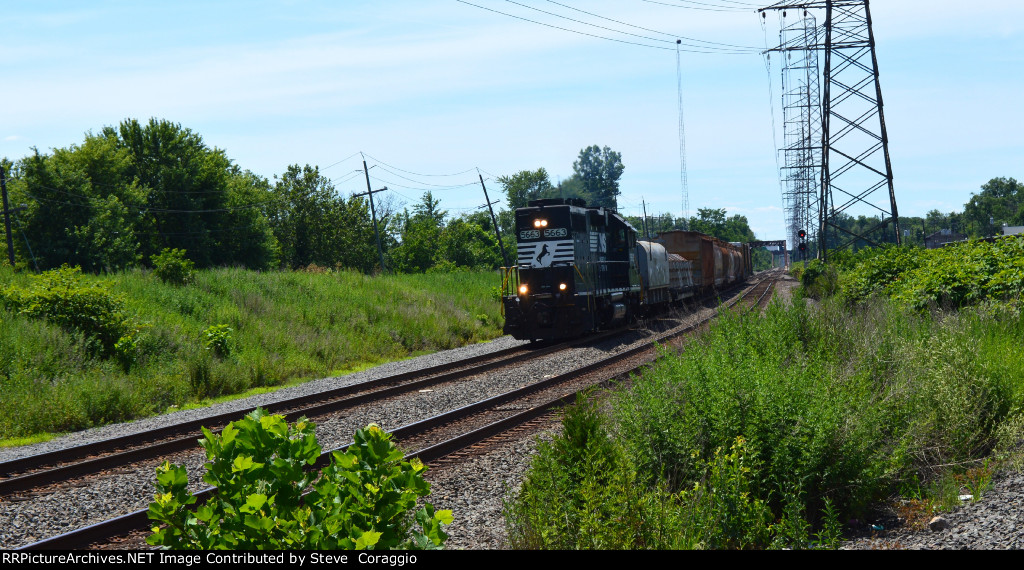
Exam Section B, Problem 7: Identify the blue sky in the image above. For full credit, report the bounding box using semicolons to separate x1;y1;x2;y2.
3;1;1022;241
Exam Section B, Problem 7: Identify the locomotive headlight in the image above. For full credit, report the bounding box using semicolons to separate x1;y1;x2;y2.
559;283;567;291
533;219;548;228
519;284;528;295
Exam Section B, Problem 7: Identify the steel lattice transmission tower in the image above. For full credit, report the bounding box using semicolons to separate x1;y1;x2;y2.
776;12;822;261
760;0;900;260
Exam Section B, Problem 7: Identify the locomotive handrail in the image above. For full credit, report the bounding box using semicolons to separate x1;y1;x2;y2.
499;266;519;318
573;264;595;316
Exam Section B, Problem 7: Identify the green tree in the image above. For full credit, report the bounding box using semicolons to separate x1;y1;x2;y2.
685;208;757;243
553;174;592;205
626;212;690;237
12;132;144;271
722;213;756;243
688;208;726;237
336;194;393;274
390;192;447;273
268;164;339;269
963;177;1023;236
112;118;238;268
572;145;624;209
9;119;280;271
497;168;554;209
219;168;279;270
437;217;501;269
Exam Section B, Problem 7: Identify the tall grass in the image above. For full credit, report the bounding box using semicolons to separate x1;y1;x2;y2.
505;297;1024;549
0;266;504;441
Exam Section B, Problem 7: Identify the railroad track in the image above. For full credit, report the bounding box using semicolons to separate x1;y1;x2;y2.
0;337;594;498
11;272;781;549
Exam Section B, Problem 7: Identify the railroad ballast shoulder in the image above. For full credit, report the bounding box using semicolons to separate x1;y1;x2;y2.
501;198;752;341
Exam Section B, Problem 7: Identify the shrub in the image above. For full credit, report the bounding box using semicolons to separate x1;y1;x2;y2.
147;409;452;550
202;324;232;358
799;259;840;299
504;397;677;550
0;265;140;358
301;263;329;274
152;248;195;285
837;236;1024;310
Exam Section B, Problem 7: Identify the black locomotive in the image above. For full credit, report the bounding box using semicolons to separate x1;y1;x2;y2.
501;198;751;341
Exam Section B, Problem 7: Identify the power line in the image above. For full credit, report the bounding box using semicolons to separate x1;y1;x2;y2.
545;0;761;50
367;173;479;193
360;152;478;177
319;152;363;171
638;0;754;12
21;187;279;214
329;169;365;185
504;0;756;51
455;0;754;53
369;165;479;190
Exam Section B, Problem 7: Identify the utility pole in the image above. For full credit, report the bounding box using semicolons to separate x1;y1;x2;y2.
477;170;510;267
360;155;388;274
1;165;15;267
642;199;650;240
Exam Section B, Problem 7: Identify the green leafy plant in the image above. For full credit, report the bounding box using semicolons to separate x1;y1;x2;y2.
0;265;140;358
489;285;504;302
799;258;840;299
147;408;452;549
152;248;195;285
113;333;141;371
680;437;774;550
202;324;232;358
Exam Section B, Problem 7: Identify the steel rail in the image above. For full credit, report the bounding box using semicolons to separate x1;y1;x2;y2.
0;340;585;496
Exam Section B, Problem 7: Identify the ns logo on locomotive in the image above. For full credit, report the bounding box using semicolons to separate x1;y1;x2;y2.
501;198;752;341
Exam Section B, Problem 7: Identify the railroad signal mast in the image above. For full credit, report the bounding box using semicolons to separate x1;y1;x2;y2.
760;0;901;261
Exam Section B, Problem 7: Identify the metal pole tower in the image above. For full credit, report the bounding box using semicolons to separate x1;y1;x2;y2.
774;11;822;262
760;0;900;260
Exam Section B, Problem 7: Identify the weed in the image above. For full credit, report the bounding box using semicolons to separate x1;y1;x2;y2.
509;291;1024;549
151;248;195;286
0;266;504;441
202;324;232;358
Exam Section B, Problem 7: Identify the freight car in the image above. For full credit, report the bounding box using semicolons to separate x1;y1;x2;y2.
501;198;751;341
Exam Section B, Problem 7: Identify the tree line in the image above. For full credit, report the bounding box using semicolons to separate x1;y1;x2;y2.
1;119;764;274
804;177;1023;254
0;119;500;274
905;177;1024;242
